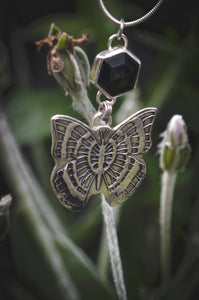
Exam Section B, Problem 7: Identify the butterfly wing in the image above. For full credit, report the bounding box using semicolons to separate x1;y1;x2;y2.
51;115;97;211
101;107;157;206
51;108;157;210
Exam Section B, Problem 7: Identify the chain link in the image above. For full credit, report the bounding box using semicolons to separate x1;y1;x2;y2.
93;91;116;127
98;0;164;28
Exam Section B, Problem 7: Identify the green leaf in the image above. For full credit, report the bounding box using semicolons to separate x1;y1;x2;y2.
176;145;191;172
55;233;115;300
5;86;78;144
57;32;68;51
74;46;90;88
49;23;61;36
162;145;176;171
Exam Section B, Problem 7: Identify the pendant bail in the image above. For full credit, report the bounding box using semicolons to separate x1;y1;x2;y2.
117;18;124;39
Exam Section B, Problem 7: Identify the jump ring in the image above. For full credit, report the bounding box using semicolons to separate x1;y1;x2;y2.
96;91;103;105
108;33;128;49
94;92;116;127
96;90;117;103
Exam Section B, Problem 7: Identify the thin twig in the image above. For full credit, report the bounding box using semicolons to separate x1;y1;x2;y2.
98;205;122;278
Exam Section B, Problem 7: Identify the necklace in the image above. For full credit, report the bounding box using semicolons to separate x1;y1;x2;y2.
50;0;163;211
98;0;164;27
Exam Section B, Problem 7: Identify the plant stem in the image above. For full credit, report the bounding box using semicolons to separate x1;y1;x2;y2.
51;41;127;298
98;225;109;277
101;195;127;300
0;108;80;300
71;88;127;299
160;170;177;283
71;89;96;126
98;205;122;278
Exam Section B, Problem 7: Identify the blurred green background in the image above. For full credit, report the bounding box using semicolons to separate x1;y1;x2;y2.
0;0;199;299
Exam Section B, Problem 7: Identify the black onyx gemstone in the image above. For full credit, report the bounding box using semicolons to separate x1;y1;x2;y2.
97;52;140;97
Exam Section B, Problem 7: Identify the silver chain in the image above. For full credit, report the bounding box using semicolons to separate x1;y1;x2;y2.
98;0;164;28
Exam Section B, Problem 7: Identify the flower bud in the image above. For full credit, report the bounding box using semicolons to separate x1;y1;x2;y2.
48;24;90;96
0;194;12;240
159;115;191;172
168;115;188;147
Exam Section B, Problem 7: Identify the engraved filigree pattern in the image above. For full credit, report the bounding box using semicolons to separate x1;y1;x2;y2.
51;108;157;211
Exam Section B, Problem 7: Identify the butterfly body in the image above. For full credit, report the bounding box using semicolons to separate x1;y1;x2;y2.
51;107;157;211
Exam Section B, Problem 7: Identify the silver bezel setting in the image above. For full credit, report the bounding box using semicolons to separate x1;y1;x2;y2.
90;46;141;99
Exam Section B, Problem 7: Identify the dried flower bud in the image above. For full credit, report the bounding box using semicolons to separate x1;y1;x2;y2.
36;23;90;96
49;25;90;96
159;115;191;172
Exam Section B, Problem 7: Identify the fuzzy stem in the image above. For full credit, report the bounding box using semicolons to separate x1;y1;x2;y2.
0;108;80;300
160;170;177;283
98;205;122;278
101;195;127;300
70;89;96;125
98;225;109;277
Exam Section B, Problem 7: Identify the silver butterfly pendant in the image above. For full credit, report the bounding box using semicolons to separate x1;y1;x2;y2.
50;107;157;212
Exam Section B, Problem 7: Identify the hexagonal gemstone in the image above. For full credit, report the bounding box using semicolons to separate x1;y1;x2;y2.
97;52;140;97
